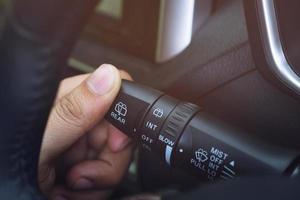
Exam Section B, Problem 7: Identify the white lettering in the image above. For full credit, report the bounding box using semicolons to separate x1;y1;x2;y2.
210;155;223;165
208;161;220;170
141;134;154;144
159;135;175;146
190;158;206;171
111;112;125;124
145;121;158;131
210;147;228;160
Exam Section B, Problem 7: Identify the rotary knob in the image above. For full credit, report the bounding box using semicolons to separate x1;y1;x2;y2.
155;101;200;165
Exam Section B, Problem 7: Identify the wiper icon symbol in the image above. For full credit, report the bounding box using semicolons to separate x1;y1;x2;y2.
115;102;128;117
195;148;208;163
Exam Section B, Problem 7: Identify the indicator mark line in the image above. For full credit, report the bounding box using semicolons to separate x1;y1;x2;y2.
224;165;236;175
222;170;234;178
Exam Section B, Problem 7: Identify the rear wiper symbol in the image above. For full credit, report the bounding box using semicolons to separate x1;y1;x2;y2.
115;102;127;117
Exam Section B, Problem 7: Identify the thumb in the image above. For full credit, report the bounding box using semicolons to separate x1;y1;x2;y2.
40;64;121;163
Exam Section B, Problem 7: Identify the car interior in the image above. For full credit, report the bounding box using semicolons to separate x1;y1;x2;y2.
0;0;300;199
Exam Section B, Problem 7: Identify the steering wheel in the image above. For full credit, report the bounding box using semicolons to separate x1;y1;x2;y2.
0;0;99;199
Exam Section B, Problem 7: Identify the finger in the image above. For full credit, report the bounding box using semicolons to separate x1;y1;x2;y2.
107;124;132;153
53;122;109;194
61;121;109;167
56;135;88;174
87;121;109;152
66;144;134;190
40;64;121;164
119;69;133;81
51;185;110;200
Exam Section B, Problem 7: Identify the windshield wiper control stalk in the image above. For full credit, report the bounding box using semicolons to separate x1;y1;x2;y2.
105;80;298;181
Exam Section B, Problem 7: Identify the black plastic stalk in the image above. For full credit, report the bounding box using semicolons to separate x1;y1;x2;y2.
105;80;299;181
173;112;296;181
106;80;163;138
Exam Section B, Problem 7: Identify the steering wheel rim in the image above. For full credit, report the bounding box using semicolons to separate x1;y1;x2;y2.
0;0;98;199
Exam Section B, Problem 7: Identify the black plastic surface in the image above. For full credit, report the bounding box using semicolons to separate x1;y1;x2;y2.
106;80;163;137
174;112;297;181
170;177;300;200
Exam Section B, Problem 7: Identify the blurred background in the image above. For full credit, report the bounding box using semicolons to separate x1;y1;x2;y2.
0;0;216;90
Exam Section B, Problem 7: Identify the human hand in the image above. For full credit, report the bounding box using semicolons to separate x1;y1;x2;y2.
39;64;134;200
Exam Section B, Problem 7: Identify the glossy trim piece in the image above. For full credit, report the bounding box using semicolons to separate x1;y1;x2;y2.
258;0;300;94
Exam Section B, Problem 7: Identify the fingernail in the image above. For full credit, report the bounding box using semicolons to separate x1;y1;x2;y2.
87;64;116;95
73;178;94;190
53;195;68;200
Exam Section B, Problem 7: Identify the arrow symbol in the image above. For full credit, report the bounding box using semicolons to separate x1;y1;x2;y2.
229;161;235;167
